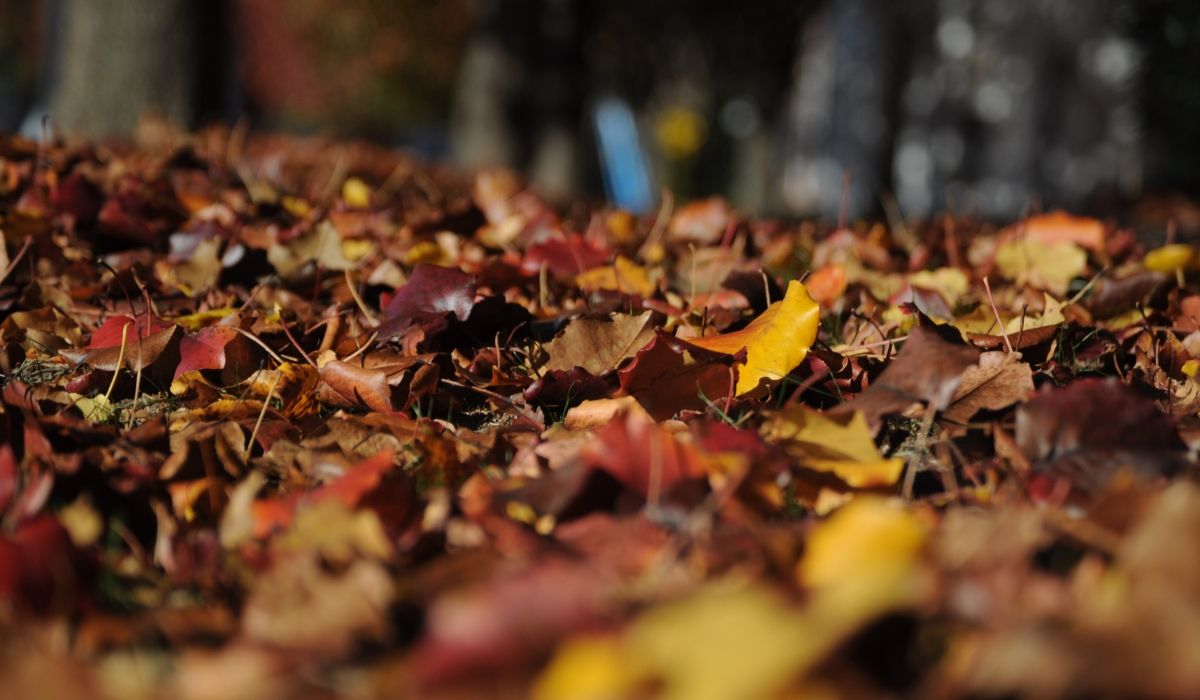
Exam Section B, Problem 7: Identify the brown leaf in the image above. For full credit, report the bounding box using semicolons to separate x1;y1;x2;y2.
835;323;979;429
942;352;1034;423
617;331;735;420
1016;378;1190;491
542;310;656;375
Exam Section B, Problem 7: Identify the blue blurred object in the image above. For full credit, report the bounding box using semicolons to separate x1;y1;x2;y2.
592;96;654;214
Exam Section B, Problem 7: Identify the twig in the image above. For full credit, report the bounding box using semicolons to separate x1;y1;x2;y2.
345;269;379;326
104;322;131;401
639;188;674;260
280;315;318;368
981;276;1014;354
0;236;33;287
245;373;281;461
231;327;285;366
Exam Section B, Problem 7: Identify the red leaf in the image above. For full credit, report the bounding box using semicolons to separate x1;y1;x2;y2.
86;314;174;350
520;234;609;280
175;326;239;379
581;411;712;498
250;450;402;537
0;444;16;515
379;264;475;339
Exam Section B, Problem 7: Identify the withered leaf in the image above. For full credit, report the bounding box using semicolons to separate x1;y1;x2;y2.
835;323;979;429
542;310;656;375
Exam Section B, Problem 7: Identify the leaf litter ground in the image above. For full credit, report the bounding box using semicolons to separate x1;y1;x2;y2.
1;128;1200;698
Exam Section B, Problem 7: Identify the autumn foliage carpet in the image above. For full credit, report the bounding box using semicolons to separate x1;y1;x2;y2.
2;128;1200;698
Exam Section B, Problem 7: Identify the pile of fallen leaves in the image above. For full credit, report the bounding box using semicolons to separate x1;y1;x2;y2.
2;127;1200;699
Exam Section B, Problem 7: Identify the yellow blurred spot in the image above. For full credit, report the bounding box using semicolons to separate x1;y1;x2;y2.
535;636;638;700
281;195;312;219
656;106;707;158
1184;359;1200;378
607;210;637;245
623;583;819;700
505;500;538;526
341;238;376;262
403;240;445;266
342;177;371;209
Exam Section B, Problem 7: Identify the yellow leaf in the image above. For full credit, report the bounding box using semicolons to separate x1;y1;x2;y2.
1144;243;1195;273
281;195;312;219
575;256;656;297
534;635;639;700
764;408;883;463
172;307;237;332
687;280;820;395
623;583;821;700
995;238;1086;295
246;362;321;418
403;240;444;266
952;293;1065;338
276;501;392;565
341;238;376;262
909;267;970;306
805;458;905;488
799;497;928;621
73;393;116;423
268;220;354;277
1184;359;1200;378
763;407;904;487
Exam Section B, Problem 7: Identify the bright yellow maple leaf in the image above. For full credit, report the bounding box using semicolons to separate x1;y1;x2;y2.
688;279;820;395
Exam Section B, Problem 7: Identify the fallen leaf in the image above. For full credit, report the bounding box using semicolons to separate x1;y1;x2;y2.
835;324;979;429
686;279;820;395
620;583;817;700
521;234;610;279
575;256;656;297
1015;211;1106;251
581;410;713;498
617;331;735;420
943;352;1034;423
267;219;354;277
762;406;904;487
995;238;1087;295
668;197;732;244
798;496;929;620
1017;378;1190;492
378;263;475;339
542;310;656;375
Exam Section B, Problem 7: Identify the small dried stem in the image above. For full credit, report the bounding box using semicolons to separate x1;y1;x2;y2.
104;322;131;401
981;276;1014;354
245;373;281;461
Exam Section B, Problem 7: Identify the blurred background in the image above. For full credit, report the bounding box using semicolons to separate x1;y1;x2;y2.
0;0;1197;222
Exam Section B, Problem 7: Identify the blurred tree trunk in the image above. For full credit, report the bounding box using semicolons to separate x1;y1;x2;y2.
49;0;197;137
